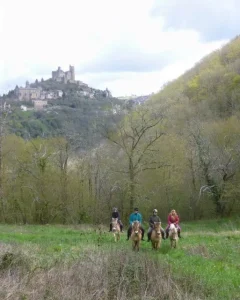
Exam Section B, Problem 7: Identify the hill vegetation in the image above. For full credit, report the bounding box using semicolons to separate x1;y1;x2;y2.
2;79;125;149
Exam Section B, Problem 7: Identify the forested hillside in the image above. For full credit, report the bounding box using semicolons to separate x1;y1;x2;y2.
3;80;125;150
146;35;240;219
1;36;240;225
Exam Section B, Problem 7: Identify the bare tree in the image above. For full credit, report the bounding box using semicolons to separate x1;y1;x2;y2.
102;106;167;211
187;121;238;216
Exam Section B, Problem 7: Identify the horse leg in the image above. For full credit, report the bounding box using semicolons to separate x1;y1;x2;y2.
132;241;136;251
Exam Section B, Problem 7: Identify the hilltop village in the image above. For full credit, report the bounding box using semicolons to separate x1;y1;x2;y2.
12;65;112;111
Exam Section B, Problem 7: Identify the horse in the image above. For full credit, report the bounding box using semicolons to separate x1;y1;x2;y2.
111;218;121;242
169;223;178;248
131;221;142;251
150;222;162;250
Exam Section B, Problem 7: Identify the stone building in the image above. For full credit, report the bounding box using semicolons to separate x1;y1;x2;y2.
52;65;75;83
14;81;42;101
33;100;48;110
103;88;112;98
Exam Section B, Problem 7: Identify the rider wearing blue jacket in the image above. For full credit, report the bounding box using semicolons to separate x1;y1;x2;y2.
127;207;145;240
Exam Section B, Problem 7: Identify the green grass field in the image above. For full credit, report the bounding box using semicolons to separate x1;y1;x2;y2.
0;219;239;300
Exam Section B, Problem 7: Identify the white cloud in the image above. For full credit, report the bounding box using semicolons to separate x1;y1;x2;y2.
0;0;229;96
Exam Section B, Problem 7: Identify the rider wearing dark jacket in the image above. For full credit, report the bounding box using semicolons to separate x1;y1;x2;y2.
109;208;123;232
147;209;165;241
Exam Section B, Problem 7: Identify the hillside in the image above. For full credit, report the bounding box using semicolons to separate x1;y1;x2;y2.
1;78;125;150
151;35;240;119
143;35;240;218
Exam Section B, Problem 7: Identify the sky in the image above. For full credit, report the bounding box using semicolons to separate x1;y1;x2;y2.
0;0;239;97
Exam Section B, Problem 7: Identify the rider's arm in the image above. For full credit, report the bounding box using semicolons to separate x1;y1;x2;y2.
149;216;155;227
168;215;172;225
129;213;133;224
139;213;143;224
149;216;153;227
175;216;179;224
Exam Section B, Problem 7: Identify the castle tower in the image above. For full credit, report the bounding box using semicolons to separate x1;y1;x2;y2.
25;81;30;88
69;65;75;81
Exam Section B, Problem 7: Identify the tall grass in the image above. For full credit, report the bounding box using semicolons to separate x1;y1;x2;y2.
0;219;239;299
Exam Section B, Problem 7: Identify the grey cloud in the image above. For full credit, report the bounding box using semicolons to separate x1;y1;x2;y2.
151;0;240;41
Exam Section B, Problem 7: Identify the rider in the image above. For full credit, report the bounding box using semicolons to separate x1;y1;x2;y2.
109;207;123;232
147;209;165;241
165;209;181;238
126;207;145;241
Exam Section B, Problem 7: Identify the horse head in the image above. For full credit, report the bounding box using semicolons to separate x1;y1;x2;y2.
153;222;161;236
132;221;140;235
169;224;178;239
111;218;118;232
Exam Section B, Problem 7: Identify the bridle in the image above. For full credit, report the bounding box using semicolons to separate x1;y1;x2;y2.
132;221;141;236
153;223;161;236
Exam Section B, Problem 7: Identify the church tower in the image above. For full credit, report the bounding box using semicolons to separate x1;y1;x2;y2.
69;65;75;81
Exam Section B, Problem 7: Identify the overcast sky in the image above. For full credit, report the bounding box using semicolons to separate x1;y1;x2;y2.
0;0;238;97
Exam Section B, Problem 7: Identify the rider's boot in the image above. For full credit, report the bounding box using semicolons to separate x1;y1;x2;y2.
166;231;169;239
147;232;151;242
161;229;166;240
126;228;131;240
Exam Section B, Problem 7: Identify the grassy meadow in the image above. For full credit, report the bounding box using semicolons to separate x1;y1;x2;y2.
0;219;239;300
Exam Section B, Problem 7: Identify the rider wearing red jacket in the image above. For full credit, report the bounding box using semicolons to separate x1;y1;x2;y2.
166;209;181;238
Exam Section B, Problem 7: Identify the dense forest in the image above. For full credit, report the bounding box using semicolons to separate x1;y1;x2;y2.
1;36;240;225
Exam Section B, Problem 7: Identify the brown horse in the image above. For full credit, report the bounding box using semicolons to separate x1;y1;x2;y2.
131;221;142;251
150;222;162;250
111;218;120;242
169;223;178;248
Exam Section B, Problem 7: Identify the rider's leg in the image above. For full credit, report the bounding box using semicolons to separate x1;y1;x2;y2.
147;227;152;242
166;227;169;238
141;226;145;240
119;220;123;232
177;228;181;238
109;223;112;232
126;226;131;240
161;228;165;239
